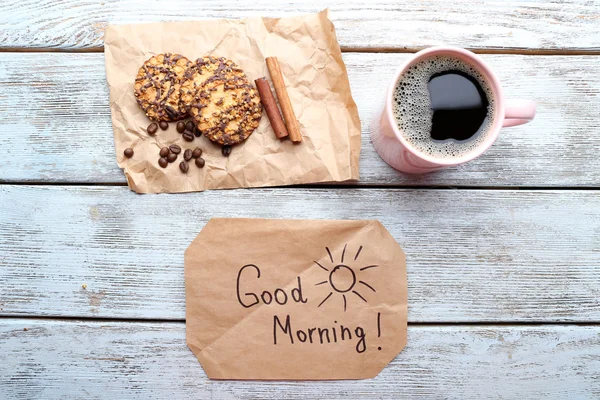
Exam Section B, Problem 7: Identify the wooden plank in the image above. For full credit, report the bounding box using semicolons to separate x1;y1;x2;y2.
1;319;598;398
1;185;599;322
2;1;599;51
0;53;599;186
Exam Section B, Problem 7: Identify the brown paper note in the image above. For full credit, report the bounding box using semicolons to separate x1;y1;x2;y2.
185;219;407;380
104;10;361;193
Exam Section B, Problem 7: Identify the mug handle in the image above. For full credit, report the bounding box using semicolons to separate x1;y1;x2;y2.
503;99;536;127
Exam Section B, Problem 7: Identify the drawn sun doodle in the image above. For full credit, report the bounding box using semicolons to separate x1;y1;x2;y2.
314;244;378;312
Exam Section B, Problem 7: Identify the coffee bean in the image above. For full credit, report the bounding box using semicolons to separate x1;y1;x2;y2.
195;157;205;168
159;147;169;158
167;153;178;163
192;147;202;158
182;132;194;142
176;121;186;133
165;105;178;119
158;157;168;168
222;145;232;157
147;123;158;135
179;161;189;173
169;144;181;154
159;121;169;130
193;126;202;137
124;148;134;158
185;121;195;132
184;149;193;161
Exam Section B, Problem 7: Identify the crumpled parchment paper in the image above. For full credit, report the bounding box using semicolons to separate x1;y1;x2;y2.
104;10;361;193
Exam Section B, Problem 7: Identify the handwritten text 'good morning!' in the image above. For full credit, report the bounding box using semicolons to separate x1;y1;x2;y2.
237;264;381;353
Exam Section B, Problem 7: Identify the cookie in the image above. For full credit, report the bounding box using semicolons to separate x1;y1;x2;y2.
134;53;190;122
179;56;246;112
188;74;262;145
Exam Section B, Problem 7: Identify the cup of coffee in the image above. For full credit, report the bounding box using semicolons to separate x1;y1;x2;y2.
370;46;536;173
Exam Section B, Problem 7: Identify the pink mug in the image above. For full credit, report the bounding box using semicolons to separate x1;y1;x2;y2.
370;46;536;173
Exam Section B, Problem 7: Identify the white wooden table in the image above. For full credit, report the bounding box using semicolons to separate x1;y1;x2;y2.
1;1;599;398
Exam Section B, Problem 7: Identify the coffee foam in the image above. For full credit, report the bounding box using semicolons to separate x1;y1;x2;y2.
392;55;495;160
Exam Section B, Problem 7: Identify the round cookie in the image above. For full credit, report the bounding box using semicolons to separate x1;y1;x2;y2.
134;53;190;122
179;56;246;112
188;75;262;145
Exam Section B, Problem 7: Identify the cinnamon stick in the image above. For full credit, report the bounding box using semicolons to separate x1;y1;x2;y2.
254;77;289;140
265;57;302;143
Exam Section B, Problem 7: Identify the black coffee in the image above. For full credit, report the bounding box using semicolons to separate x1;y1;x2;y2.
393;55;495;159
428;71;489;141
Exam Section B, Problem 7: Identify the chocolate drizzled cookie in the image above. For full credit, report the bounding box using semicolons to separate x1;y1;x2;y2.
134;53;190;122
182;56;262;145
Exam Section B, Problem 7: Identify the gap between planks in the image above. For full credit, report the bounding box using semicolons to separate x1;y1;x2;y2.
0;46;599;56
1;182;600;190
3;315;600;327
